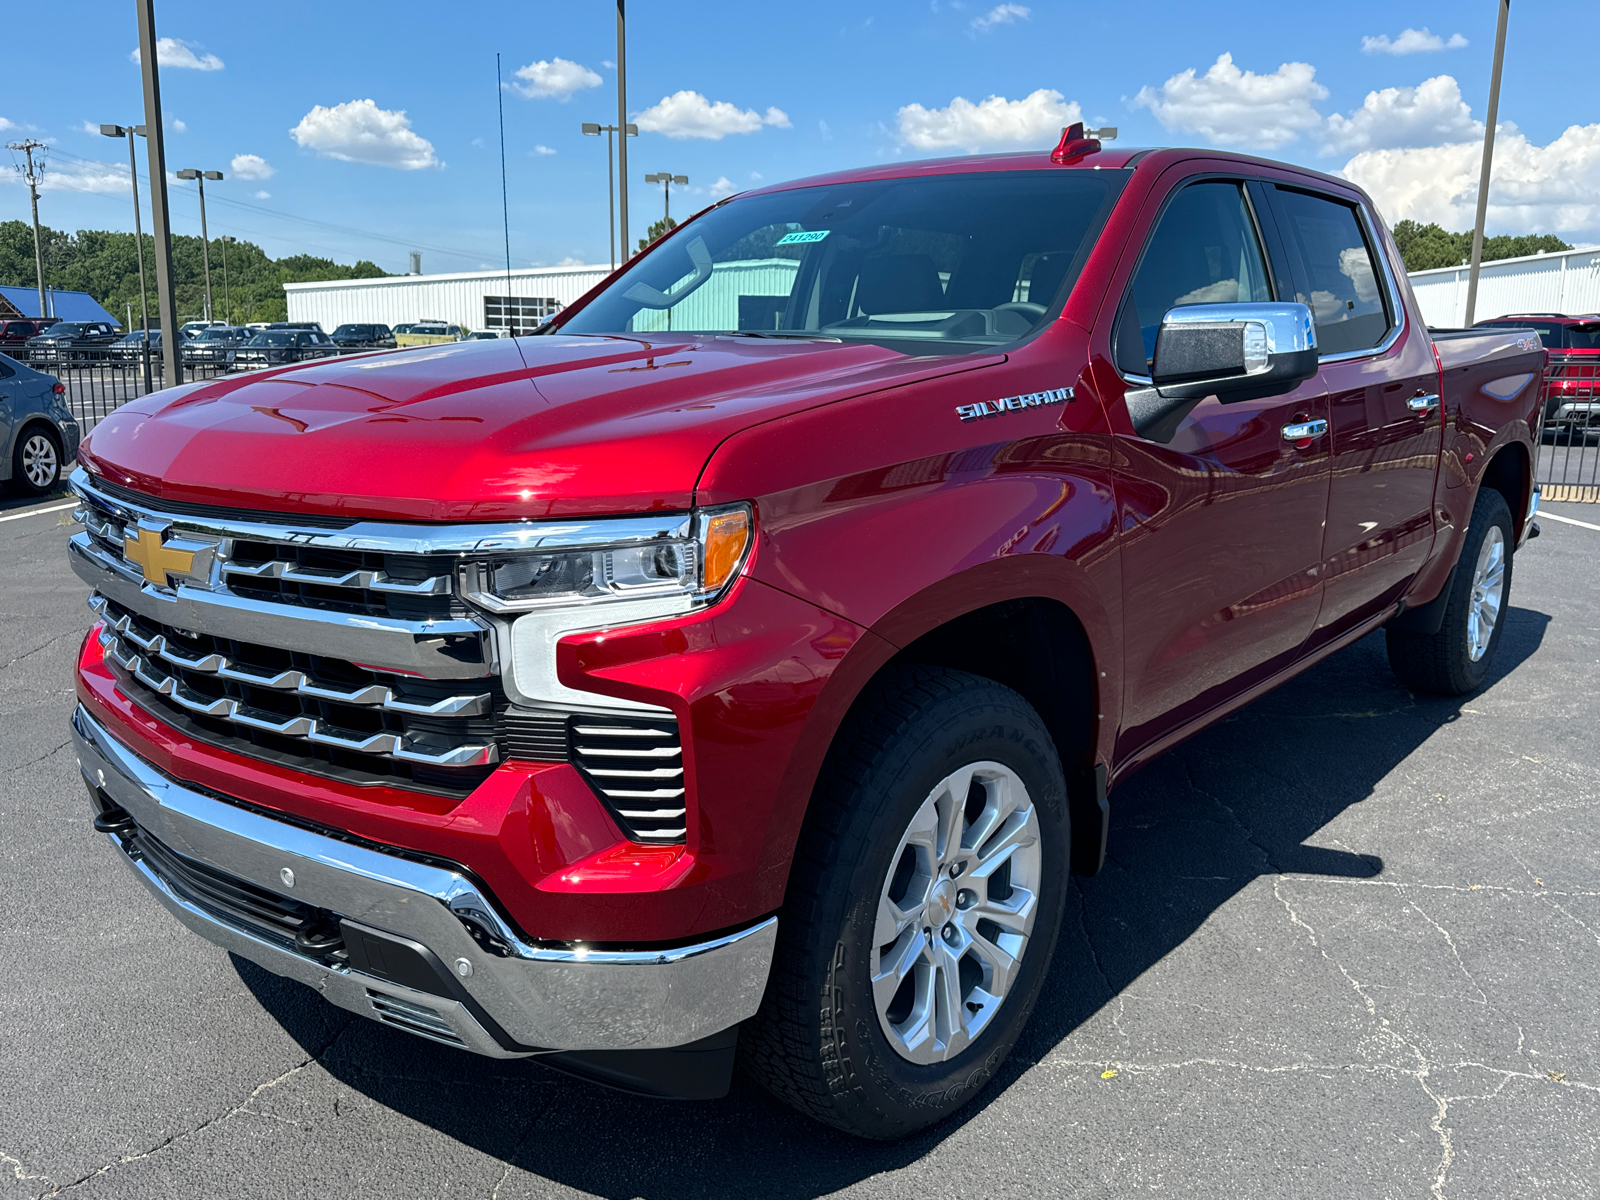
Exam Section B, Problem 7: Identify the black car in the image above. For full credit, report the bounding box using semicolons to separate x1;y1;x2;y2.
228;328;342;371
329;323;397;350
181;326;253;365
110;328;194;364
24;320;120;364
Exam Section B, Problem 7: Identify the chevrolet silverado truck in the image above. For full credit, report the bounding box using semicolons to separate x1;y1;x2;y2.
67;127;1545;1138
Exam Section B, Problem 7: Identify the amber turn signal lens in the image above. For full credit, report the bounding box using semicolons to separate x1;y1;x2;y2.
702;510;751;590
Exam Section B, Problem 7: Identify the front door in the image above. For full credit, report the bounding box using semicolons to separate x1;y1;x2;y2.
1264;184;1441;636
1107;178;1332;758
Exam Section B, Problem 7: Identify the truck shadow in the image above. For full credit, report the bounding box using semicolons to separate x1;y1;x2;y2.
237;607;1549;1198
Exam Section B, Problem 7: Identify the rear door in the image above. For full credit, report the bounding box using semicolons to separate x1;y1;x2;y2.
1108;175;1331;755
1263;184;1442;636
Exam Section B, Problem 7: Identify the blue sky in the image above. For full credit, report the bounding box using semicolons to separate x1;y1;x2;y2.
6;1;1599;275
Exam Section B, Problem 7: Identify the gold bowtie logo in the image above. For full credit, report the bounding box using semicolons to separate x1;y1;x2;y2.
123;528;196;587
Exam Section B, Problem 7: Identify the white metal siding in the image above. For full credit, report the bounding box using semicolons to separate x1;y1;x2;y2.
283;265;610;333
630;260;800;333
1407;246;1600;328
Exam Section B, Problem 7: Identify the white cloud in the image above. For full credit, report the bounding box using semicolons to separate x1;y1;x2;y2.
1322;75;1479;155
0;117;14;131
635;91;789;139
554;256;586;267
971;4;1030;32
1343;123;1600;237
78;120;101;135
601;60;616;70
290;99;439;169
1131;52;1327;150
1362;28;1468;56
130;38;224;71
171;118;187;134
231;153;274;179
1;158;130;196
708;176;738;199
253;189;271;199
818;119;831;140
511;58;602;101
531;144;556;156
897;88;1080;152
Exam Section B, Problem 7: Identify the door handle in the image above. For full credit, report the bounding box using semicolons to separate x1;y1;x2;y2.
1407;393;1440;412
1281;418;1328;442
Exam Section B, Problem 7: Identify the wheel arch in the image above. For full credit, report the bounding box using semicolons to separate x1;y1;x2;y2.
1477;439;1532;542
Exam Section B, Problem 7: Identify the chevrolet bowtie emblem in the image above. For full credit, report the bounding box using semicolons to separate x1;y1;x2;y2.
123;527;197;587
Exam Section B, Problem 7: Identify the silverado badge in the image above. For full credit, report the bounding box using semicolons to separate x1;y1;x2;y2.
956;387;1074;422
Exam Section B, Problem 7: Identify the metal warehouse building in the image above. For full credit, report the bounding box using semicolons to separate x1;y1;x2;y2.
283;264;611;335
1409;244;1600;327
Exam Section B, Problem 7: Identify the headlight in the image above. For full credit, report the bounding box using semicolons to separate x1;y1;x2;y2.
459;504;752;614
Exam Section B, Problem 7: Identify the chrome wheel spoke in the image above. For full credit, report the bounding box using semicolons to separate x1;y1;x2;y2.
874;888;922;949
1466;526;1508;662
872;928;929;1012
932;942;970;1057
968;806;1038;874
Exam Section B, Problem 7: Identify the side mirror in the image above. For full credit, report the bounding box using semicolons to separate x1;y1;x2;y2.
1127;302;1319;441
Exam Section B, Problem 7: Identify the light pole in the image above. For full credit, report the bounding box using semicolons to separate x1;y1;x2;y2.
220;235;234;325
176;168;224;322
100;123;153;391
136;0;182;385
616;0;630;262
643;172;688;239
582;121;637;270
1465;0;1512;327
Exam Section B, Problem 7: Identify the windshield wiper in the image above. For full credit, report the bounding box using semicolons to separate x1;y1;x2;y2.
716;330;843;342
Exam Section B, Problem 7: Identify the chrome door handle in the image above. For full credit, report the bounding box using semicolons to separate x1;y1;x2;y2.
1407;393;1441;412
1281;419;1328;442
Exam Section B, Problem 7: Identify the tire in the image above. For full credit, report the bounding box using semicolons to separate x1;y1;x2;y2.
742;665;1070;1138
1387;488;1514;695
8;424;63;497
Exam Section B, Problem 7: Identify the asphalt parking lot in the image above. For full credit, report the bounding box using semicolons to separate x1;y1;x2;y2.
1;499;1596;1200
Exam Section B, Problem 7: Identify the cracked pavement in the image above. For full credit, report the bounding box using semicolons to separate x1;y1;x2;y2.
2;499;1596;1199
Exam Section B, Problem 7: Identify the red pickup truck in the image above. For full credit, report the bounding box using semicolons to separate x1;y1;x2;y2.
68;129;1545;1138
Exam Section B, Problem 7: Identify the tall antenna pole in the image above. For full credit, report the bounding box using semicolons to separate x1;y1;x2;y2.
616;0;630;261
1465;0;1511;327
7;140;48;320
607;126;616;271
497;53;514;333
136;0;182;386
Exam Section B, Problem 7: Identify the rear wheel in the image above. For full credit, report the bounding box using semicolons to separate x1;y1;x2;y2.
8;425;62;497
742;665;1069;1138
1387;488;1514;695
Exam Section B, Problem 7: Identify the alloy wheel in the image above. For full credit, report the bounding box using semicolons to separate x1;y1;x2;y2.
1467;525;1506;662
21;434;58;489
871;761;1042;1065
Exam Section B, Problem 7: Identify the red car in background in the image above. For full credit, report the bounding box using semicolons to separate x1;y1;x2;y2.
0;318;57;349
1476;313;1600;441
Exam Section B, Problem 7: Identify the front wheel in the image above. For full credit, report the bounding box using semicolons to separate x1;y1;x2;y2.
1387;487;1514;695
743;666;1069;1138
8;425;62;496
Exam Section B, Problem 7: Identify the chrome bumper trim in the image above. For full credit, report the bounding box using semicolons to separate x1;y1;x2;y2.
69;533;494;680
71;704;776;1053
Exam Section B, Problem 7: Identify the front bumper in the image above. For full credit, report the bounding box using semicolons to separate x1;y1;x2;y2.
71;703;776;1059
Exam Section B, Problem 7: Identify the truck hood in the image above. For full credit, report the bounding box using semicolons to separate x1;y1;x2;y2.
79;334;1001;521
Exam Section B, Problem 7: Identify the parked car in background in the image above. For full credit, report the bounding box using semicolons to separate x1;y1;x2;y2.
0;319;56;349
396;321;464;347
329;323;397;350
111;328;194;365
0;350;80;495
25;321;120;364
227;328;341;371
463;330;500;340
392;322;416;336
266;322;326;333
181;327;252;366
1476;314;1600;442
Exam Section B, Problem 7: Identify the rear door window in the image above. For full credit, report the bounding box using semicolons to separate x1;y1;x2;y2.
1270;187;1392;357
1114;180;1274;376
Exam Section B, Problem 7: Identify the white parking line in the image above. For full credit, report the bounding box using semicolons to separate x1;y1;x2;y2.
1540;511;1600;532
0;499;76;525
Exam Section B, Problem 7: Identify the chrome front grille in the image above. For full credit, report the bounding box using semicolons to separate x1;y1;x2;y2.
96;595;499;792
567;716;686;843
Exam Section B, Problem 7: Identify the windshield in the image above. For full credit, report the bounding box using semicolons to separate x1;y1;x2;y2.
249;333;293;347
42;324;83;337
558;169;1128;353
332;325;368;337
195;329;234;342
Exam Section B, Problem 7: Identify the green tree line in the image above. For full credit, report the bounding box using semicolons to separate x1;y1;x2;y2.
1391;220;1572;273
0;221;386;327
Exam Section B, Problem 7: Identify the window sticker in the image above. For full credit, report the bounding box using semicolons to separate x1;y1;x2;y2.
775;229;830;245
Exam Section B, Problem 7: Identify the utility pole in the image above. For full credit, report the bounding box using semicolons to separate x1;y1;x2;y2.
136;0;182;385
220;235;233;325
1465;0;1511;327
101;123;153;391
7;140;49;321
616;0;630;262
582;121;637;271
643;172;688;239
176;169;223;322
